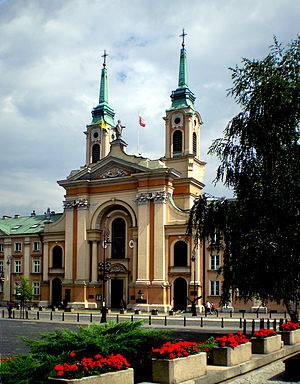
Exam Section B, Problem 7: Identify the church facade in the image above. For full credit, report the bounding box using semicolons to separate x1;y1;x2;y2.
0;38;285;313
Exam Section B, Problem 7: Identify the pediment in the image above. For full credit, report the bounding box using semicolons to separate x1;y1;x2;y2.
69;156;149;181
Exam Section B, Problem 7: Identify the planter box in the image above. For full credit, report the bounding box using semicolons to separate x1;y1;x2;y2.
212;342;251;366
152;353;206;384
251;334;282;354
48;368;134;384
280;329;300;345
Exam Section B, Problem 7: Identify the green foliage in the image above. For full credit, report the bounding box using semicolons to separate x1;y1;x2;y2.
188;36;300;321
1;321;173;383
14;276;33;303
0;353;62;384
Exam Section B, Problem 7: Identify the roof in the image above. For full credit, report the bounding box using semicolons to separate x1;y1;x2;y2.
0;213;62;236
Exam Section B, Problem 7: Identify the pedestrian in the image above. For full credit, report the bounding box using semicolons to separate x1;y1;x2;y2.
206;300;211;315
7;301;13;318
211;302;217;315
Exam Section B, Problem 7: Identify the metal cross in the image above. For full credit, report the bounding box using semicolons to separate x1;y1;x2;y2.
102;49;108;67
179;29;187;48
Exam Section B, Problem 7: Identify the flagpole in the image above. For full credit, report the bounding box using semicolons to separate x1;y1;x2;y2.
138;112;140;155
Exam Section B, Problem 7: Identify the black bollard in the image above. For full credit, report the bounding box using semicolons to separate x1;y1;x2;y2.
90;313;93;323
77;313;80;322
221;317;224;328
164;316;167;326
273;319;277;331
116;314;119;324
260;318;264;329
50;312;52;321
184;317;186;327
240;318;242;329
267;319;270;329
252;319;255;335
149;315;151;325
131;315;133;322
201;317;203;327
37;311;39;320
62;312;64;321
243;319;247;335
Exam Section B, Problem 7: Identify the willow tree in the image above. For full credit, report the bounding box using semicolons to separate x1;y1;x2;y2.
187;37;300;321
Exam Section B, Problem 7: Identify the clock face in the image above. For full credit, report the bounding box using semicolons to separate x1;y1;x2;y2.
91;128;101;142
172;113;182;128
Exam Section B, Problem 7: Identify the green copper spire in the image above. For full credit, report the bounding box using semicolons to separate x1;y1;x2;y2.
91;50;115;127
168;29;195;111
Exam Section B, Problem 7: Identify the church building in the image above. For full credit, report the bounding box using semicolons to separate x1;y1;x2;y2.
40;35;205;312
0;35;287;314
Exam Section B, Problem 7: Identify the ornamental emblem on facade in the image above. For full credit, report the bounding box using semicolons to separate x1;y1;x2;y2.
98;168;130;179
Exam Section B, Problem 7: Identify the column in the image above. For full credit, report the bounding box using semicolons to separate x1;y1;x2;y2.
91;241;98;283
152;192;167;284
63;201;74;282
136;193;150;284
76;199;89;281
43;241;49;281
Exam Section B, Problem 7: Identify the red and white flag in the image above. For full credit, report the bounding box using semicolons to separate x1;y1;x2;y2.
139;115;146;127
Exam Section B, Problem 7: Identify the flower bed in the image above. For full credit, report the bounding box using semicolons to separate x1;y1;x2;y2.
48;352;133;384
152;341;206;383
251;329;281;354
212;332;251;366
280;322;300;345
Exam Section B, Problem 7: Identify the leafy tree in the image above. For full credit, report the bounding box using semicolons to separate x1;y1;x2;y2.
14;276;33;318
187;36;300;321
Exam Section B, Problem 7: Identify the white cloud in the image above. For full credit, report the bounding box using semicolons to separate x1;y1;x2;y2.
0;0;299;216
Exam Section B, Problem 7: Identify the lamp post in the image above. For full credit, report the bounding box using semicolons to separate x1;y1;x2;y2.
98;228;111;323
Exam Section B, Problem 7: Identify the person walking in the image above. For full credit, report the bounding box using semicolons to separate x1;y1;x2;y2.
206;300;211;315
7;301;13;318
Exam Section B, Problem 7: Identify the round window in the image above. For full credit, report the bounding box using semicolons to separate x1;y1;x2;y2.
93;132;99;138
174;117;181;124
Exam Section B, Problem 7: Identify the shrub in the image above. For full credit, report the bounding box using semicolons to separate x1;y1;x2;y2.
0;321;173;383
252;329;277;339
280;322;300;331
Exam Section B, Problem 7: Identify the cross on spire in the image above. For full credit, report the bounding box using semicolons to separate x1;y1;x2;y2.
102;49;108;68
179;29;187;48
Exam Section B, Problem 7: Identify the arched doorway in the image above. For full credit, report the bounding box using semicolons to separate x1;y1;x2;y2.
111;279;124;308
52;277;62;308
173;277;187;311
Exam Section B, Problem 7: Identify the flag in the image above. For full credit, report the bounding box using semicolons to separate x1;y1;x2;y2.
101;118;107;130
139;115;146;127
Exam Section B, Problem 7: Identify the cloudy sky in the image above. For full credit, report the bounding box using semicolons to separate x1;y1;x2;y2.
0;0;299;217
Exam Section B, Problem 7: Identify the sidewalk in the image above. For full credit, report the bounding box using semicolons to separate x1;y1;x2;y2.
140;343;300;384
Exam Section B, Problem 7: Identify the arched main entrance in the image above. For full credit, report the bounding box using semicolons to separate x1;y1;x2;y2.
173;277;187;311
52;277;62;308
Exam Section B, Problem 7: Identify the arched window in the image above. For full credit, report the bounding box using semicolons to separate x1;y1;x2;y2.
173;130;182;157
92;143;100;163
193;132;197;156
174;241;188;266
111;218;126;259
52;245;62;268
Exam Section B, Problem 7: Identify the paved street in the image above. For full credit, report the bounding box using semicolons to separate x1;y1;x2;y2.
223;359;295;384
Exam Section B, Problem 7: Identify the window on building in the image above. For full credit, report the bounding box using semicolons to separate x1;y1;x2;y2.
0;243;3;253
111;218;126;259
32;282;40;296
14;243;22;252
210;254;220;270
33;242;40;252
0;260;3;272
173;130;182;157
33;260;40;273
14;260;21;273
0;283;3;292
92;143;100;163
174;241;188;266
210;280;220;296
193;132;197;156
52;245;63;268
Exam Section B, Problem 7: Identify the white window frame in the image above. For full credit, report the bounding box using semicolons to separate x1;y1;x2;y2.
14;260;21;273
14;242;22;252
33;260;40;273
0;243;3;253
210;254;220;270
32;282;40;296
33;241;40;252
210;280;220;296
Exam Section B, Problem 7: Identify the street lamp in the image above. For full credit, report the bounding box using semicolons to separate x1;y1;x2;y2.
98;228;111;323
189;250;201;317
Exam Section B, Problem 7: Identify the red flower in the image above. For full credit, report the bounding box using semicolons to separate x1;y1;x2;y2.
70;352;76;357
